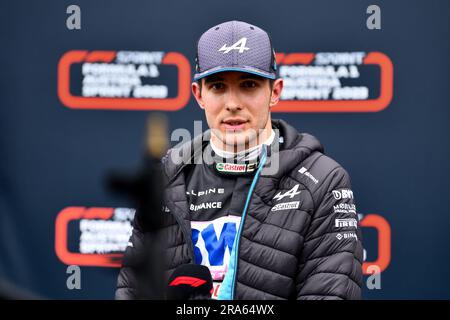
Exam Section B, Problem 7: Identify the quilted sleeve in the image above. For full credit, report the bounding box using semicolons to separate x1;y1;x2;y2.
296;166;363;300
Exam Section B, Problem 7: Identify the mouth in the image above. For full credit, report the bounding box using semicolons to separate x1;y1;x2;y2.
222;118;248;131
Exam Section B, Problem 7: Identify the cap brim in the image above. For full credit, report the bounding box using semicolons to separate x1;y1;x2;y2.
193;66;276;81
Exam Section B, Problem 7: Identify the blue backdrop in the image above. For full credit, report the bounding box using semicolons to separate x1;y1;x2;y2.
1;0;449;299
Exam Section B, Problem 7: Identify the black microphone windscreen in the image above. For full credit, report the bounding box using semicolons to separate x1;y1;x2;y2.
166;264;213;300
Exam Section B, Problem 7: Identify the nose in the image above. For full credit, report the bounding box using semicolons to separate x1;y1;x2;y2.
224;88;243;112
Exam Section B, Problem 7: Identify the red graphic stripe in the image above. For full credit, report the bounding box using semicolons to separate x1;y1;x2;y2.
169;276;207;287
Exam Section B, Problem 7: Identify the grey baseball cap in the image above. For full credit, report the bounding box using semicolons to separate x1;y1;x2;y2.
194;20;277;81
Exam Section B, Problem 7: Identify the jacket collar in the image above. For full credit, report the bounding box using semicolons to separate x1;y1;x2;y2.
162;119;324;184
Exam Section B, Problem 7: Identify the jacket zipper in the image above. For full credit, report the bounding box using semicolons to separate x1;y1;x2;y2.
230;146;268;299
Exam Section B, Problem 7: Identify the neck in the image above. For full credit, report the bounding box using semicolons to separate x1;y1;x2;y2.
210;127;274;160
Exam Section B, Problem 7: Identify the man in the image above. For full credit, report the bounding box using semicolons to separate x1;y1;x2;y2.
116;20;363;300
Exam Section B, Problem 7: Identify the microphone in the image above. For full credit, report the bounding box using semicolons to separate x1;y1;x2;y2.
166;264;213;300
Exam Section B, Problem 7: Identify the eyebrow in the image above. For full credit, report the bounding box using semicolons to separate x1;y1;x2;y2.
203;74;265;84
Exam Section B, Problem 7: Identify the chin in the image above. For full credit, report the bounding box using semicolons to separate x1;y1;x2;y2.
222;133;253;151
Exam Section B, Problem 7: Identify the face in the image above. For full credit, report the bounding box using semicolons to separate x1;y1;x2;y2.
192;71;283;152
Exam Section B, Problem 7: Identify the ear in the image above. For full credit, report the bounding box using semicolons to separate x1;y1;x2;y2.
269;78;283;108
192;81;205;110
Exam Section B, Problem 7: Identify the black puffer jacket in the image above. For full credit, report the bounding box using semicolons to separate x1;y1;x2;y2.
116;119;363;300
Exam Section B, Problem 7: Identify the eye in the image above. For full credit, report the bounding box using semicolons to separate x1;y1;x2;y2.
241;80;258;88
210;82;225;90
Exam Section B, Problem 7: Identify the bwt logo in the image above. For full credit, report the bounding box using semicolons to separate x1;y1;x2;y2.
332;189;354;200
191;217;240;268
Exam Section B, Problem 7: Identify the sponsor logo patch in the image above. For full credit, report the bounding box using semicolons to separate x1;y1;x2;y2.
332;189;354;200
298;167;319;184
215;162;257;173
336;232;358;241
335;218;358;229
190;202;222;212
271;201;300;212
333;203;357;214
187;188;225;197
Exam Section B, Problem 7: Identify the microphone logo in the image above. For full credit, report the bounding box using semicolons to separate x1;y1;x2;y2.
169;276;206;288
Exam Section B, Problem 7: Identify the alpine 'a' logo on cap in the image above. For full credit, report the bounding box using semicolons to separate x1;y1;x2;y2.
219;37;250;54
